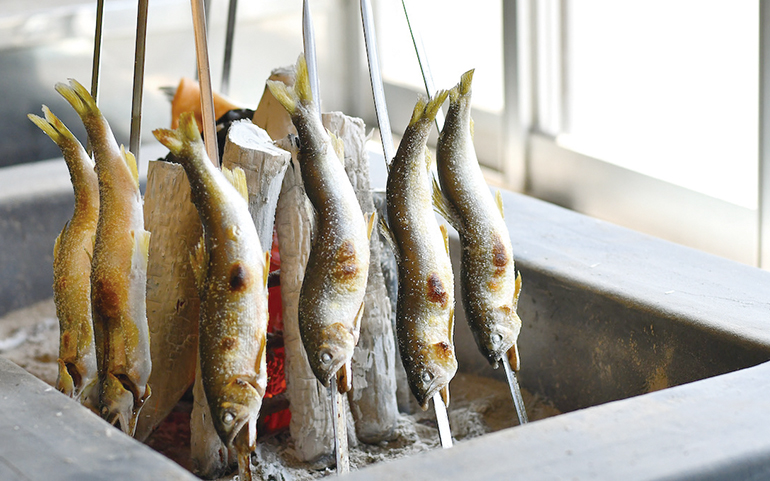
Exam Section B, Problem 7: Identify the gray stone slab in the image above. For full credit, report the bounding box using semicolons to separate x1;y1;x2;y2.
347;360;770;481
0;357;196;481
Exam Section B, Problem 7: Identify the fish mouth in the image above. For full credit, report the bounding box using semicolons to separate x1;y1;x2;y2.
416;376;450;411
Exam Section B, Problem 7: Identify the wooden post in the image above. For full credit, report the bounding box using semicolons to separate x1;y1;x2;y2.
136;161;201;442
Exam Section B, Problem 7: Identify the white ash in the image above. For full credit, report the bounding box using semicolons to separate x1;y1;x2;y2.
1;299;560;480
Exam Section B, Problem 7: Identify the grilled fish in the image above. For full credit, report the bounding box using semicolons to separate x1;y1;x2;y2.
154;112;270;477
267;56;372;390
385;91;456;410
56;79;152;435
436;69;523;370
28;106;99;402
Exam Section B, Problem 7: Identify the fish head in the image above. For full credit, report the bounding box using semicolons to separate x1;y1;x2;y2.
405;339;458;410
100;373;144;436
305;322;356;387
211;377;263;449
477;305;522;367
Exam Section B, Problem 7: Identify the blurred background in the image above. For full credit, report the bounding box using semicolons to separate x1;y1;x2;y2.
0;0;765;268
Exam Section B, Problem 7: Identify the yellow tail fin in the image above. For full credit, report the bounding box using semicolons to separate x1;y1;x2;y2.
409;90;449;127
152;112;203;159
55;79;99;119
266;54;313;116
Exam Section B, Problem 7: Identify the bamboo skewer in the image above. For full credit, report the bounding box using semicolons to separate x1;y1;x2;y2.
503;355;529;425
360;0;453;450
190;0;220;167
129;0;150;166
302;0;322;119
90;0;105;105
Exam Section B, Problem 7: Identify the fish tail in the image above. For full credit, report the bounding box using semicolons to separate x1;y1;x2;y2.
152;111;203;162
28;106;80;148
55;79;99;120
409;90;449;127
450;69;474;103
266;54;312;116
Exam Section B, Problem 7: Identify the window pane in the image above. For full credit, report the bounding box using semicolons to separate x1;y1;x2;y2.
561;0;758;209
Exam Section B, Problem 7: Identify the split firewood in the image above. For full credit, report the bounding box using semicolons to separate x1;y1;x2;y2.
221;120;291;253
136;161;202;442
322;112;398;443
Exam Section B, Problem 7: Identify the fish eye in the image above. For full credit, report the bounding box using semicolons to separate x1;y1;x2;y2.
320;351;332;364
222;410;235;425
421;371;433;383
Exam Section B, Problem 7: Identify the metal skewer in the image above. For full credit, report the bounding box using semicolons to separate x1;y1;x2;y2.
359;0;395;167
90;0;105;105
400;0;444;130
502;355;529;425
401;0;529;427
129;0;150;166
302;0;322;119
360;0;453;450
329;381;350;474
221;0;238;96
190;0;220;167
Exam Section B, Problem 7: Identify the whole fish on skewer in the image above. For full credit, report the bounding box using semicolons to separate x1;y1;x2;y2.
56;79;152;435
384;90;456;410
268;55;373;391
28;106;99;403
435;69;523;372
154;112;270;480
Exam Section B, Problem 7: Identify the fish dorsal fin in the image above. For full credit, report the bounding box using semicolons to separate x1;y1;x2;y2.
132;229;151;273
53;223;66;260
223;166;249;201
255;335;267;377
328;130;345;164
378;217;400;263
448;306;455;345
190;235;208;290
424;147;434;173
432;177;460;231
263;251;271;290
513;269;523;310
366;212;377;240
121;146;139;187
496;189;505;219
440;224;450;254
470;117;475;141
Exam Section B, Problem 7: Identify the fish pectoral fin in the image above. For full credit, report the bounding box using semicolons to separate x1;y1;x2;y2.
223;166;249;201
351;301;365;345
513;270;523;310
506;343;520;372
336;361;352;394
366;212;377;240
328;130;345;163
440;224;450;255
132;229;151;273
378;217;400;263
496;189;505;219
190;235;208;290
432;177;460;230
120;145;139;187
440;384;450;408
263;251;271;289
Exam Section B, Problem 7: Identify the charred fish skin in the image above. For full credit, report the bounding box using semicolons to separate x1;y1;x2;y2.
268;56;371;389
436;70;522;369
153;112;269;456
386;90;456;410
56;79;152;435
28;106;99;402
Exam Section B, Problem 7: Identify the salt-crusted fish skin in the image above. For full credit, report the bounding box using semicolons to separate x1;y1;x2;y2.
56;79;152;435
154;112;269;477
436;69;523;370
267;55;372;390
28;106;99;403
385;90;456;410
